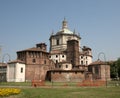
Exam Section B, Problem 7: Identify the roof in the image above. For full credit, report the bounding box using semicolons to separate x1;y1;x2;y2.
17;47;49;53
49;19;81;39
8;59;25;64
56;28;73;35
82;46;92;51
50;69;85;72
89;60;106;65
58;18;73;34
0;63;7;66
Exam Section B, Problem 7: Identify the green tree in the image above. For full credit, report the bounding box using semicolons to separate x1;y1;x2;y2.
110;58;120;79
110;61;117;78
116;58;120;77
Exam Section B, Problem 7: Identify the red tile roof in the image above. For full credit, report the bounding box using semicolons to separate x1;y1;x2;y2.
8;59;25;64
89;60;106;65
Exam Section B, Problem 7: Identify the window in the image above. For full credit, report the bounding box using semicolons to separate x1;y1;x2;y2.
81;61;83;65
86;61;88;65
62;55;64;58
56;55;58;58
66;65;68;68
59;65;61;68
44;60;46;64
81;56;83;59
88;67;92;72
21;67;23;73
56;60;58;64
56;39;59;45
95;66;99;74
75;72;77;74
32;59;36;63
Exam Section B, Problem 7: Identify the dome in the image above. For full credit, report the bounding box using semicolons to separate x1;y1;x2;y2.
56;18;74;35
56;28;73;35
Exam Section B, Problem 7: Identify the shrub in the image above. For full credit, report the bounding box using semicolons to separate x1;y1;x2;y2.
0;88;21;97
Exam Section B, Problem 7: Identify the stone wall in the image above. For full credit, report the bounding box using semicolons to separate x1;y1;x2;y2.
25;65;49;81
67;40;80;66
50;71;85;82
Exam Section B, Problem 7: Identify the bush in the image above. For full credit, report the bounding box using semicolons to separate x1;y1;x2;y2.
0;88;21;97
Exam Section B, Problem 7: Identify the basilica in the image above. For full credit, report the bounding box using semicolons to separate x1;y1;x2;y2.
6;19;110;82
48;19;92;82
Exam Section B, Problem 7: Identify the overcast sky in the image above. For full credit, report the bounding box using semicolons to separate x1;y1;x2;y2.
0;0;120;62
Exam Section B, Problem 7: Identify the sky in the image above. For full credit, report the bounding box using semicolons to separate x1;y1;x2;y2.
0;0;120;62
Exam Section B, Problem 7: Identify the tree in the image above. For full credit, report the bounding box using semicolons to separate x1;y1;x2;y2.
110;61;117;78
110;58;120;79
116;58;120;78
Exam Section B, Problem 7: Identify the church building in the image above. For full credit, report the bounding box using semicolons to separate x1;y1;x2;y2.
49;19;92;68
6;19;110;82
47;19;93;82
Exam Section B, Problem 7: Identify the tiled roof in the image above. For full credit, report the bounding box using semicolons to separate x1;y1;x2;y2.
8;59;25;64
89;60;106;65
17;47;49;53
0;63;7;66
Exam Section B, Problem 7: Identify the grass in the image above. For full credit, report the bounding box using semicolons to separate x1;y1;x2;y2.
0;82;31;86
13;87;120;98
0;81;120;98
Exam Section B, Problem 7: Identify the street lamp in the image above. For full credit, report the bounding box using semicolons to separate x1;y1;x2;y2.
98;52;107;87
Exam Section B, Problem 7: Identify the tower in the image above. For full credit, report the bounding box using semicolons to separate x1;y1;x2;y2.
49;19;81;64
67;40;80;67
36;43;47;52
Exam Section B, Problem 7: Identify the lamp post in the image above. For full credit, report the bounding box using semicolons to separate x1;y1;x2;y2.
1;53;11;82
98;52;107;87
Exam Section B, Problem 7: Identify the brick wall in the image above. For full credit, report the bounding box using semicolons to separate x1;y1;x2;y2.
51;71;85;82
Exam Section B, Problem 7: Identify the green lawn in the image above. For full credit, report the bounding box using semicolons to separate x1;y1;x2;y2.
8;87;120;98
1;81;120;98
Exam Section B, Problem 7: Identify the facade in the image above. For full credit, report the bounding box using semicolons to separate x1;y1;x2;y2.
48;19;93;82
49;19;92;66
79;46;92;66
16;43;55;81
5;19;110;83
7;60;25;82
88;60;110;81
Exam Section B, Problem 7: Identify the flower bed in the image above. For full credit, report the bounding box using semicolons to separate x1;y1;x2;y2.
0;88;21;97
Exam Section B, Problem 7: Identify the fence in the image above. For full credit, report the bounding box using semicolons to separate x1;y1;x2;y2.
0;80;120;87
31;80;120;87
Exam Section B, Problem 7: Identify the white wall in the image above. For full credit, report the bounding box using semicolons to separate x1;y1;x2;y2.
51;34;80;51
7;62;25;82
61;63;72;70
49;54;66;63
15;63;25;82
7;64;16;82
79;55;92;65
